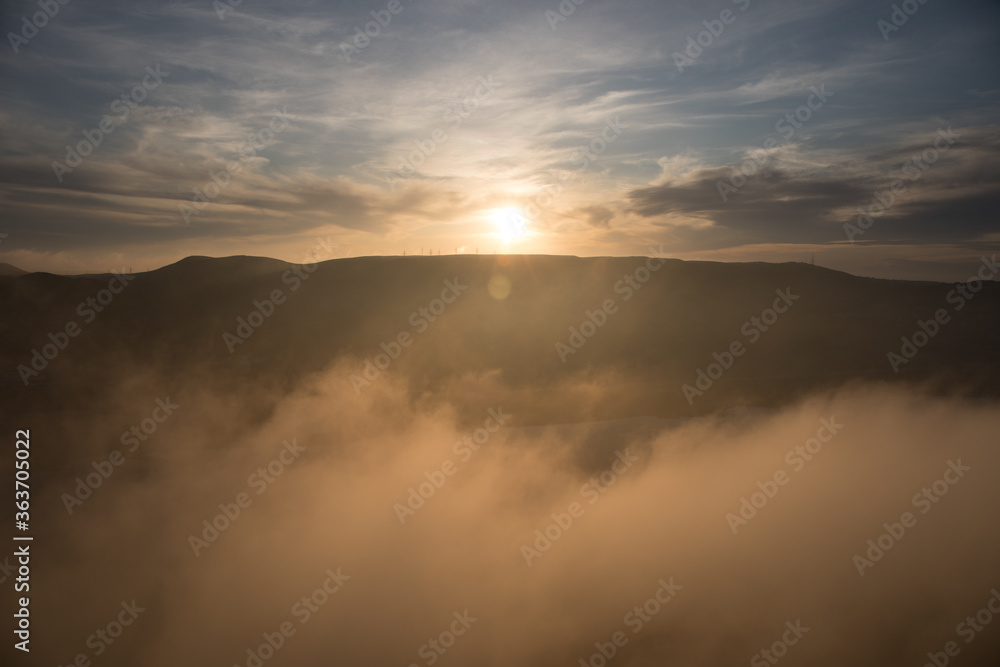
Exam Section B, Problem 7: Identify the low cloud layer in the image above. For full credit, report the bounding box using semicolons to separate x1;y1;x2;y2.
19;366;1000;666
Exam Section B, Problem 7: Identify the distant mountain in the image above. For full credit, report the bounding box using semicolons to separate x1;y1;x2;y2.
0;262;26;277
1;254;998;424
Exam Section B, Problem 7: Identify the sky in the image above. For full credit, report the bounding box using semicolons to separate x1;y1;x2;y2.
0;0;998;279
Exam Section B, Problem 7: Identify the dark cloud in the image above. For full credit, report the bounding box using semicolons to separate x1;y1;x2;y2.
578;204;615;229
626;127;1000;246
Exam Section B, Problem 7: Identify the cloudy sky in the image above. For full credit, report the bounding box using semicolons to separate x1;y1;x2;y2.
1;0;998;278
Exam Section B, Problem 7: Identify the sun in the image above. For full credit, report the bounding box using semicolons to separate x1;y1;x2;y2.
490;207;530;245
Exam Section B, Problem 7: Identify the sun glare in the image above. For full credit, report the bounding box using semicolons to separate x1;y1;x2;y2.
490;207;530;245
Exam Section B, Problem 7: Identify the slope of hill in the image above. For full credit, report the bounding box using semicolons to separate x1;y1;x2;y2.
0;262;26;277
1;254;998;426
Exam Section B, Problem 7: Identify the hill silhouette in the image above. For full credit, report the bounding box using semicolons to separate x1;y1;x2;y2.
2;254;998;426
0;262;26;277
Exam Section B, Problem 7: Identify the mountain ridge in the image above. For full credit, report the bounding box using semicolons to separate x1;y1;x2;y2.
2;254;998;425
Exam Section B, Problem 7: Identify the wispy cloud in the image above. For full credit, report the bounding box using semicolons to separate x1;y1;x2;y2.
1;0;998;274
